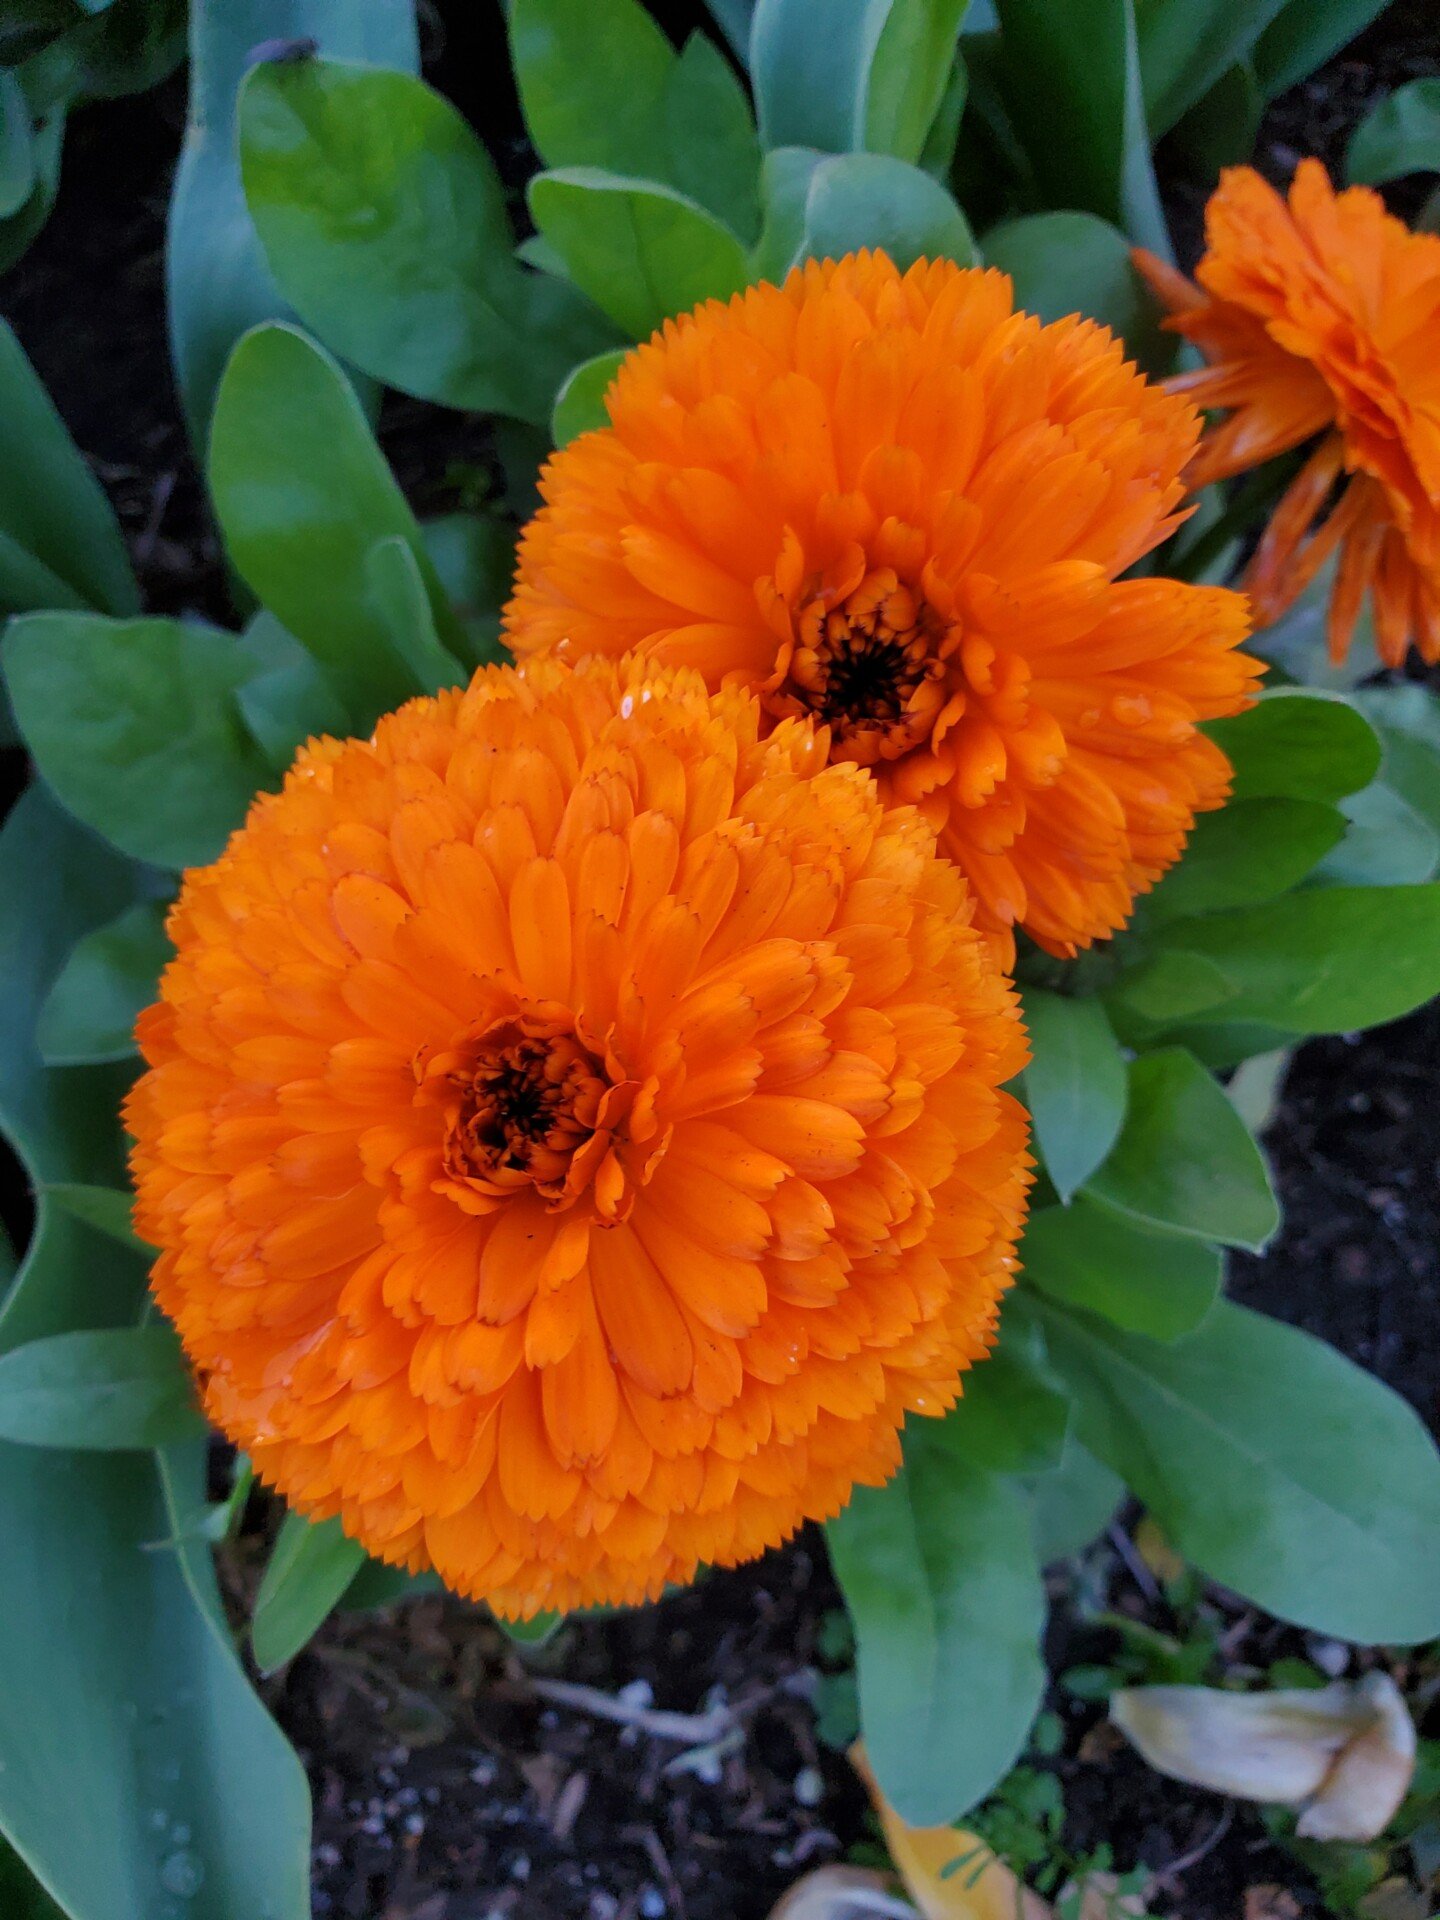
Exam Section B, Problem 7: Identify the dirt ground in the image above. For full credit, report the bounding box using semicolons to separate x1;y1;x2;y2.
2;5;1438;1916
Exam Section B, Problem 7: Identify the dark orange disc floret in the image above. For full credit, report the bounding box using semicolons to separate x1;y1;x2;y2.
504;251;1259;960
126;657;1032;1617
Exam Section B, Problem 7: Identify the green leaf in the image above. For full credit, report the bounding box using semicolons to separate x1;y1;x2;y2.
4;613;275;868
828;1423;1046;1824
529;168;752;340
1205;688;1382;804
0;73;36;220
552;348;628;447
252;1510;367;1674
1085;1047;1278;1252
994;0;1170;255
751;0;967;165
1021;1198;1221;1342
418;513;513;672
1028;1438;1124;1564
795;150;977;269
982;210;1168;371
1036;1296;1440;1644
945;1296;1069;1473
210;322;467;723
1145;798;1346;922
39;1182;144;1252
1319;773;1440;888
498;1609;565;1647
1155;886;1440;1037
1167;59;1265;176
37;898;169;1065
1137;0;1289;138
1349;79;1440;185
1253;0;1391;99
365;537;467;697
234;616;352;774
168;2;416;448
0;1326;205;1450
0;317;137;619
1105;949;1237;1033
0;787;312;1920
340;1561;445;1611
514;0;762;237
751;144;828;279
1020;990;1127;1203
241;57;615;428
0;107;63;279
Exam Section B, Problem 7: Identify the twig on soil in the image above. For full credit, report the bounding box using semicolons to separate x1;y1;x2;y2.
1154;1803;1236;1893
1107;1523;1162;1603
525;1675;739;1743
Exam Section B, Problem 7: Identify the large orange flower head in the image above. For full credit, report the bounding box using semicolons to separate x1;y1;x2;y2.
1135;160;1440;667
126;656;1031;1617
504;251;1258;959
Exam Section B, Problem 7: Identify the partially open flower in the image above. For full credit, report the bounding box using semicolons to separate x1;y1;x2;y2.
1135;160;1440;667
505;251;1258;960
126;657;1031;1617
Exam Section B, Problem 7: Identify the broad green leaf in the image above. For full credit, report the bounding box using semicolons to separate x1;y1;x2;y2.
167;1;416;447
0;73;35;219
1225;1047;1290;1135
37;898;169;1065
241;57;615;427
866;0;971;163
499;1610;565;1647
982;210;1167;371
994;0;1169;256
1021;1198;1221;1343
0;317;137;618
0;791;311;1920
1167;59;1264;176
529;168;752;340
1205;688;1382;804
1136;0;1289;138
0;108;63;279
1036;1296;1440;1644
5;613;274;868
552;348;628;447
340;1561;445;1611
1155;886;1440;1037
252;1510;367;1673
1105;949;1237;1033
943;1296;1069;1473
795;151;977;269
751;0;967;166
1349;79;1440;185
40;1182;144;1252
0;1325;204;1449
1028;1438;1124;1564
1319;773;1440;888
828;1423;1046;1824
1164;1018;1304;1072
1020;990;1126;1203
365;537;467;697
751;144;828;279
419;513;513;671
210;322;467;722
708;0;754;59
512;1;761;237
1253;0;1391;99
1144;797;1346;922
1085;1047;1278;1252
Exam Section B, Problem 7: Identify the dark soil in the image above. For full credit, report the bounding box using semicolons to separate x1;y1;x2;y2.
2;6;1437;1918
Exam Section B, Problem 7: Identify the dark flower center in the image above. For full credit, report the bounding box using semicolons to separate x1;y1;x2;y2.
770;568;951;766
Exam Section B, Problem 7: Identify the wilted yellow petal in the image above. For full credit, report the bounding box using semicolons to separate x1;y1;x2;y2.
850;1743;1050;1920
1112;1674;1415;1842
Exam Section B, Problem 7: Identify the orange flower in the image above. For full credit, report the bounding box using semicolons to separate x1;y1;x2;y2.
504;252;1257;959
126;657;1031;1617
1135;160;1440;667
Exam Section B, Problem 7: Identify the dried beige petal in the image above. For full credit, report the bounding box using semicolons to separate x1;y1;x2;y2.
1297;1673;1416;1842
1112;1674;1416;1842
767;1864;919;1920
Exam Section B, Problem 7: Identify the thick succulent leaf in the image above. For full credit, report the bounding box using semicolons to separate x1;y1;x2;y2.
167;0;417;446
